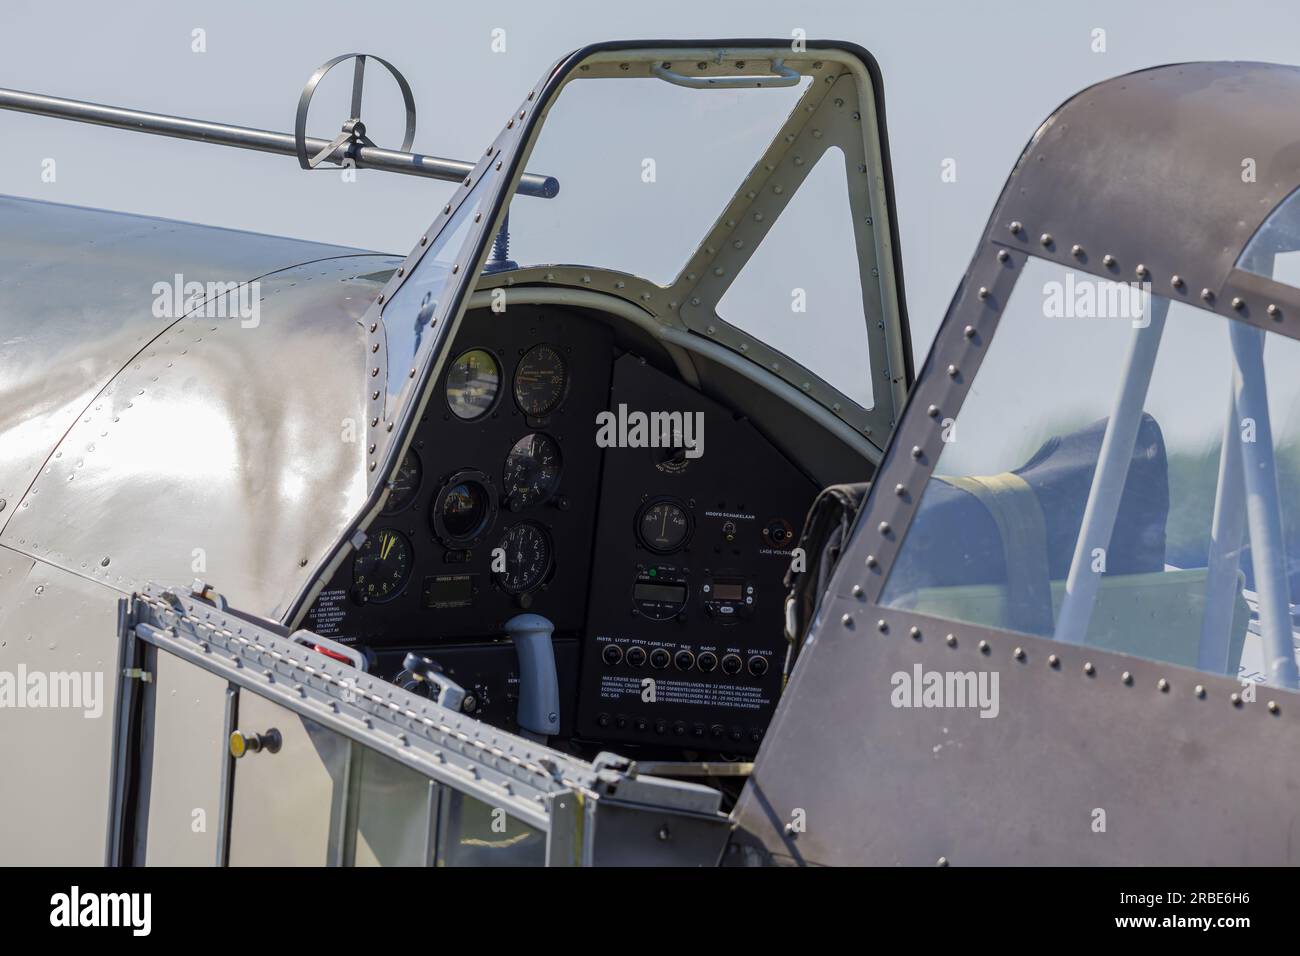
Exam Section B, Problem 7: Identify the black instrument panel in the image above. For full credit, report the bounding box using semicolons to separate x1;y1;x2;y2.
304;305;820;759
575;355;818;756
304;305;614;643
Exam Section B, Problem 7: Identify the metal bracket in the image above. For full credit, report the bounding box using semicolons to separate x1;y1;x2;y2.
294;53;416;171
121;667;154;683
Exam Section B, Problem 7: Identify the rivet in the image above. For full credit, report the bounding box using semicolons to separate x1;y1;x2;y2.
369;323;378;333
1083;661;1095;675
377;293;385;305
945;633;957;647
1267;303;1281;318
1048;653;1060;668
1071;244;1084;258
894;483;907;496
1157;678;1169;692
1268;700;1280;714
1009;221;1023;235
100;557;110;567
910;445;923;459
977;286;989;300
927;405;940;417
841;613;854;629
878;521;892;535
877;619;888;633
964;325;976;338
1194;684;1206;698
1039;232;1053;247
997;249;1010;263
1230;692;1242;707
1201;288;1214;303
1135;264;1149;278
1102;254;1116;267
851;584;864;598
1122;671;1133;685
978;640;990;654
937;856;949;867
910;626;921;640
866;555;879;569
947;364;959;377
1232;297;1245;311
1013;647;1025;661
1170;274;1184;290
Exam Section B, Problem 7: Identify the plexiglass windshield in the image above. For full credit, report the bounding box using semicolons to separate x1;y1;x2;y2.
499;51;894;420
882;257;1300;689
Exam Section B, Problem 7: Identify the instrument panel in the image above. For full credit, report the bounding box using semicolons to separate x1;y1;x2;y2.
304;304;819;758
304;305;613;643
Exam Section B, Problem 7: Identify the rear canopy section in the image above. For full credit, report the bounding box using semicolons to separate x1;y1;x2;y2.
736;61;1300;865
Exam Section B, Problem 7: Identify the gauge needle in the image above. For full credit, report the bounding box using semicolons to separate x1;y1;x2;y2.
660;510;668;537
381;533;394;560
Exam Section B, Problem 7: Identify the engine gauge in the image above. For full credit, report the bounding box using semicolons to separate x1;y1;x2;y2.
502;433;562;510
494;522;553;595
637;499;691;553
351;529;413;604
513;344;568;417
445;348;501;421
381;449;422;515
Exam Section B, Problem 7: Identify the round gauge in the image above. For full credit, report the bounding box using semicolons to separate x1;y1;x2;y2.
381;449;423;515
513;344;568;417
638;499;691;553
494;522;553;595
430;470;497;545
503;433;562;510
351;529;413;604
445;348;501;421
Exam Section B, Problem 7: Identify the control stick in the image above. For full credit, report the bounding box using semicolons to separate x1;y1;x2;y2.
504;613;560;742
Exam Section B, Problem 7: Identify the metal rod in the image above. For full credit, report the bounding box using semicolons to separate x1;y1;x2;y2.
1228;322;1299;689
1197;383;1247;673
0;86;559;198
1054;296;1169;645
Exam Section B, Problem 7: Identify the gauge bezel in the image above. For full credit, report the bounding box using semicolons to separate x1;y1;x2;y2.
351;527;414;604
381;448;423;516
512;343;570;418
429;468;499;546
502;431;564;510
635;496;693;554
493;520;555;595
444;347;504;422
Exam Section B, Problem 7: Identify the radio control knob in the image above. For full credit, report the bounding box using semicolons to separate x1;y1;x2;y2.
721;653;743;675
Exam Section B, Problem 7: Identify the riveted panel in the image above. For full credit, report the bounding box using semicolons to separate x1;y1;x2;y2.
1;256;394;619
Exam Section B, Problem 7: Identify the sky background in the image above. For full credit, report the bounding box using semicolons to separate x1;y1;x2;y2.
4;0;1300;362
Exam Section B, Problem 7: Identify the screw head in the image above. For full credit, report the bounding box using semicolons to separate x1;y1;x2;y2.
1232;297;1245;311
1102;254;1116;267
910;626;922;640
1268;700;1280;714
1048;653;1060;668
1267;303;1281;318
1170;274;1184;290
978;640;990;654
1009;220;1023;235
1083;661;1095;676
1157;678;1170;692
1122;671;1133;685
946;633;957;647
1039;232;1053;247
1194;685;1206;698
997;249;1010;263
1071;244;1085;258
1013;647;1025;661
